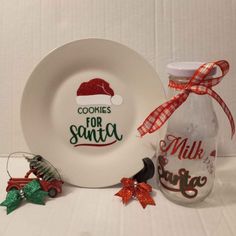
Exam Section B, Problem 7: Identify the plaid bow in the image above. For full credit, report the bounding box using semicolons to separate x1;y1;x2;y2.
138;60;235;138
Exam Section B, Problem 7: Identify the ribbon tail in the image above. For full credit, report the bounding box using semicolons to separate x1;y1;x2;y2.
6;200;21;214
207;89;235;138
137;92;188;137
115;188;134;204
0;190;22;214
136;188;156;209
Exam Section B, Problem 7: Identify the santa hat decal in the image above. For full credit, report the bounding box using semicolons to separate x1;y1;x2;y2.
76;78;123;106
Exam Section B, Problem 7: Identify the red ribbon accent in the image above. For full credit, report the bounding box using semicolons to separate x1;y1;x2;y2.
138;60;235;138
115;178;156;208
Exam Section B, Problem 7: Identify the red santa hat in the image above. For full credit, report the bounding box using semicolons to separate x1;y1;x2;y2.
76;78;123;106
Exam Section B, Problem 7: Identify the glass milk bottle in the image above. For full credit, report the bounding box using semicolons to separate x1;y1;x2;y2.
157;62;218;205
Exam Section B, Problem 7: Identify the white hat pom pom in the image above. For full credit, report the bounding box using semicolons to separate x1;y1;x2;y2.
111;95;123;105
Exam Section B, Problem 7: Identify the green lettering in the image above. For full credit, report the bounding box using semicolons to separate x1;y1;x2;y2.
70;125;78;144
106;123;123;141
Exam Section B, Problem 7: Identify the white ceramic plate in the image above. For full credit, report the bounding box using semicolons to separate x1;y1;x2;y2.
21;39;166;187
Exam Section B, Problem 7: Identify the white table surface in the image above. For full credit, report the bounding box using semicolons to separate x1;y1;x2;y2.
0;157;236;236
1;0;236;157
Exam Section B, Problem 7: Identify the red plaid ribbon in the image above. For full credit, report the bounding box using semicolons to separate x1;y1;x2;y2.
138;60;235;138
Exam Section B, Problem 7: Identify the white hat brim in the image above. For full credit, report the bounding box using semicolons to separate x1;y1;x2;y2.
76;94;112;105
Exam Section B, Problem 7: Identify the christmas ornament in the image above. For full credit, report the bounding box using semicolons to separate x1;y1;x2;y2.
0;180;47;214
1;152;63;214
25;155;62;183
115;178;156;208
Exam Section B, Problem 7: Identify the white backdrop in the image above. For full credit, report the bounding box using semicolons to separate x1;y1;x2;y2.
0;0;236;156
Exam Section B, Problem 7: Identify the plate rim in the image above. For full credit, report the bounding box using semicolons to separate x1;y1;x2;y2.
20;38;166;187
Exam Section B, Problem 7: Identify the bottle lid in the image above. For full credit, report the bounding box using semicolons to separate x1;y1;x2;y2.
167;62;217;77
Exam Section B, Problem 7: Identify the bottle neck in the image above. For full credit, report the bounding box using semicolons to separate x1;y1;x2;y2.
168;76;190;97
167;75;218;138
167;75;215;115
168;75;213;97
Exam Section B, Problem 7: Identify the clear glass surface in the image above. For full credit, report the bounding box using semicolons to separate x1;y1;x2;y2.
157;76;219;205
